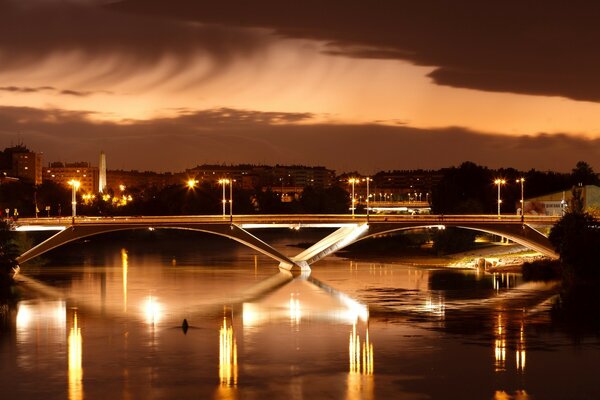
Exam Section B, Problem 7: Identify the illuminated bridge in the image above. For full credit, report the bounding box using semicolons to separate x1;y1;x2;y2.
13;214;560;271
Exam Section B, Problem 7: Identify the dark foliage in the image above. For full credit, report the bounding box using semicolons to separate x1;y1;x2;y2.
549;212;600;281
432;227;477;255
522;259;562;281
0;220;19;287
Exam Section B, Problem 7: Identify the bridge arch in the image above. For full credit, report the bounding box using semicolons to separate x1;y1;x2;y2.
354;223;558;259
17;223;298;269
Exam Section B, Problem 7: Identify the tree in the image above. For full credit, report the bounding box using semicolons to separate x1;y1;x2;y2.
0;220;19;286
549;211;600;281
570;161;599;186
431;162;494;214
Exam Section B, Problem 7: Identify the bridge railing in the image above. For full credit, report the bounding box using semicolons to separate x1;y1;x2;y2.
12;213;561;227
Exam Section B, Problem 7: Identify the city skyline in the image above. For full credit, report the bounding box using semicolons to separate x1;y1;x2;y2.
1;1;600;173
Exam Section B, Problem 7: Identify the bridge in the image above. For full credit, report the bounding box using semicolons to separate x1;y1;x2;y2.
13;214;560;271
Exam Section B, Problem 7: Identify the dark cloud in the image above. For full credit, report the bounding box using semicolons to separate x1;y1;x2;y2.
0;105;598;173
0;0;270;82
112;0;600;102
0;86;55;94
0;86;106;97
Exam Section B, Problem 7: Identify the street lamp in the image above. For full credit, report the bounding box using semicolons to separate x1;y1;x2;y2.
186;179;197;189
68;179;80;224
218;178;230;218
364;177;372;222
348;178;359;218
516;178;525;222
229;179;234;223
494;179;506;218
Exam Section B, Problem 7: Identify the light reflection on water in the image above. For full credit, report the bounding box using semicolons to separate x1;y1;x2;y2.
2;234;599;399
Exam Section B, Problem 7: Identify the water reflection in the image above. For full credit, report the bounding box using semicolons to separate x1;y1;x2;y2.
493;273;518;291
142;295;162;326
516;321;526;373
423;293;445;318
16;301;66;370
68;310;83;400
347;323;374;400
493;390;531;400
219;315;238;387
121;248;128;312
289;292;301;326
349;323;373;375
494;313;506;372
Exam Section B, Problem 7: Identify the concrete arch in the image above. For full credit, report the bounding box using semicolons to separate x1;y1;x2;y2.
357;223;558;259
17;223;297;269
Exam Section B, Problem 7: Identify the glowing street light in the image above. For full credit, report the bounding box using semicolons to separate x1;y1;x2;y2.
218;179;230;218
186;178;198;189
364;177;372;222
516;178;525;222
494;179;506;218
68;179;80;224
229;179;234;223
348;178;359;218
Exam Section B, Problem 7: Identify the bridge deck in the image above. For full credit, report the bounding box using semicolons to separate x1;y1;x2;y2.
13;214;560;269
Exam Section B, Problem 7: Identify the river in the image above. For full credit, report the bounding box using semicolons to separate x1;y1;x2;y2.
0;229;598;399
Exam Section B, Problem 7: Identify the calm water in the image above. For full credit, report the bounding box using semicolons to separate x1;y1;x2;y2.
1;230;599;399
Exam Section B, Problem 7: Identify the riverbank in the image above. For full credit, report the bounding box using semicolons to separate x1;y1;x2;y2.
337;241;548;273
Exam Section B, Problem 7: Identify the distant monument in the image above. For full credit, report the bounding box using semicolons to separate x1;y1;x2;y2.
99;151;107;193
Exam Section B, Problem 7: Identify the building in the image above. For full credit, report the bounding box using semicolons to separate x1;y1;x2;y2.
12;151;42;185
185;164;336;190
106;170;184;191
43;162;99;194
522;185;600;216
0;145;43;184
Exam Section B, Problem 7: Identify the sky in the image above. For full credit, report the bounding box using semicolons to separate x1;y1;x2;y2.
1;0;600;173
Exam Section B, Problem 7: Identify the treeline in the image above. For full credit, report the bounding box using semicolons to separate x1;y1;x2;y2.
432;161;599;214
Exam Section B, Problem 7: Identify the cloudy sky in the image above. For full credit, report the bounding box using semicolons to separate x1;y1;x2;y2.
1;0;600;172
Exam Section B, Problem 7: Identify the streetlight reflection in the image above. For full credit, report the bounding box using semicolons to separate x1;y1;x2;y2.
121;248;128;312
68;310;83;400
516;321;526;373
142;296;162;326
347;322;374;400
494;313;506;372
219;316;238;387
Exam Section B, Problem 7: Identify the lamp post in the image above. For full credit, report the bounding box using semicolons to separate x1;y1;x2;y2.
364;177;371;222
218;179;229;218
348;178;359;218
186;179;197;190
516;178;525;223
68;179;80;224
229;179;234;223
494;179;506;218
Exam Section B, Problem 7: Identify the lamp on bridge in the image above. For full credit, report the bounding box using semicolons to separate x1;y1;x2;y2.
348;178;360;218
494;179;506;218
68;179;81;224
218;179;230;218
516;178;525;223
363;177;372;222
